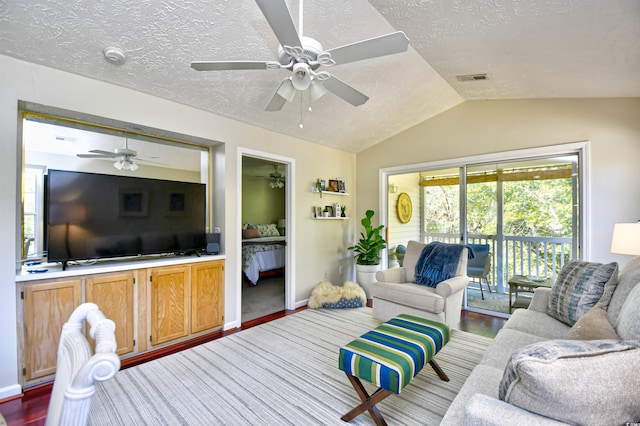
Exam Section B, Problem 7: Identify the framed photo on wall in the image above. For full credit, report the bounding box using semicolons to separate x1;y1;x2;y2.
327;179;339;192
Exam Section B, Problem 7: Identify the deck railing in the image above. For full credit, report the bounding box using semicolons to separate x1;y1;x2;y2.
424;233;573;293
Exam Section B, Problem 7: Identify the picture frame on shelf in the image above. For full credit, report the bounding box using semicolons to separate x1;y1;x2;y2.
325;205;334;217
327;179;339;192
337;178;346;193
320;180;326;191
316;206;323;218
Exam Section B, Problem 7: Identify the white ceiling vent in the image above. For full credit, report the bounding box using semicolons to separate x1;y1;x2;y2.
456;73;488;82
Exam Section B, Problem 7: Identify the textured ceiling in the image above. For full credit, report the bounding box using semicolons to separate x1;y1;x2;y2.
1;0;639;153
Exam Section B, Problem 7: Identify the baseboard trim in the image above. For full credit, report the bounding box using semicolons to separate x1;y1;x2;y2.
0;384;22;400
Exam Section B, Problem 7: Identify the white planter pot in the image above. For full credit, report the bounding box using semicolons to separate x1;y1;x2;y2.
355;264;382;299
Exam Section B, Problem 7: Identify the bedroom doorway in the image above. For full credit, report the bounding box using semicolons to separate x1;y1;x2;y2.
240;153;292;322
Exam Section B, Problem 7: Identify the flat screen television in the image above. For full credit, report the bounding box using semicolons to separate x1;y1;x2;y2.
46;169;206;266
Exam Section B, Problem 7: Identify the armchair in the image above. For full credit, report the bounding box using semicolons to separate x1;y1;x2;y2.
467;243;492;299
371;240;469;329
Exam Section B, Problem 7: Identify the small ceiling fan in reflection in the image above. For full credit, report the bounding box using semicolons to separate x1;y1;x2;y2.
268;165;285;188
251;164;286;188
190;0;410;112
77;138;162;171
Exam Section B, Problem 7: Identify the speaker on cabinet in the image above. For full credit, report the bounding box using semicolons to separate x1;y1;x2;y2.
205;233;220;254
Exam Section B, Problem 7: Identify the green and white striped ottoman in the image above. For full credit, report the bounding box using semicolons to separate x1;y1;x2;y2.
338;314;450;425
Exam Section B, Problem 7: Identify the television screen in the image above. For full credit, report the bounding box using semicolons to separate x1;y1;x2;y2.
46;169;206;264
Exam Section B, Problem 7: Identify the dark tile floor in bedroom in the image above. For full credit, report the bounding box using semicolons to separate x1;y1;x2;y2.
0;309;506;425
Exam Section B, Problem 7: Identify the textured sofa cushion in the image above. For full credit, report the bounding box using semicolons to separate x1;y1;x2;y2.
503;309;571;339
565;302;620;340
608;257;640;326
499;339;640;425
546;260;618;326
615;282;640;340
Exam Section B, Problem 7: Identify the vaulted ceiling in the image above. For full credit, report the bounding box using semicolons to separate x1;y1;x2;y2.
1;0;638;153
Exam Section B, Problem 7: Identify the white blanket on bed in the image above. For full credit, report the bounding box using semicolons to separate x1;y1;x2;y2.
243;246;285;284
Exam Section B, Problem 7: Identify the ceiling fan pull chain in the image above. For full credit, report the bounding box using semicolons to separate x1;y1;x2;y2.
299;92;304;129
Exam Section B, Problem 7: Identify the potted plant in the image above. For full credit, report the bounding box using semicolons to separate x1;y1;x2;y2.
315;179;323;198
348;209;387;297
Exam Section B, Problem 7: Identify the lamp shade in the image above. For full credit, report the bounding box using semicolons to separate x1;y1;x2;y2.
610;222;640;255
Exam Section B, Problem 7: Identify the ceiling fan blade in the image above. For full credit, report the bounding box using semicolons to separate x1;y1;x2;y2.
265;92;287;112
191;61;279;71
77;154;112;158
322;75;369;107
325;31;409;65
77;149;118;158
90;149;118;157
255;0;301;49
265;79;295;111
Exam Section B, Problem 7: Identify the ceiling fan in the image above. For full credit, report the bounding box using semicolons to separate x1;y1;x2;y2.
76;138;160;171
267;165;285;188
190;0;410;111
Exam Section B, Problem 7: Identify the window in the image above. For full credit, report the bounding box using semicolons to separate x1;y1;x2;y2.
23;166;45;259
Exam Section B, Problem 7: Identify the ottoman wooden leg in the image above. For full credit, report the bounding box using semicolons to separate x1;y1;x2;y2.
429;359;450;382
341;373;391;426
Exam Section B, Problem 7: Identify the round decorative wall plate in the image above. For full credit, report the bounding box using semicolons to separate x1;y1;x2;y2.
396;192;412;223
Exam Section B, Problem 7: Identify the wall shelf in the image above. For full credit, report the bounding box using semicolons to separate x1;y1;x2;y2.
312;190;349;196
313;216;349;220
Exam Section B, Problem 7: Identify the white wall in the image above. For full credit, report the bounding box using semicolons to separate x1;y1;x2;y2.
357;98;640;268
387;173;421;265
0;55;356;396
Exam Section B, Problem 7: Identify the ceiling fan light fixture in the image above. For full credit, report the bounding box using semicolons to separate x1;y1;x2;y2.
114;158;138;171
291;63;311;90
277;78;296;102
309;79;328;102
269;180;284;189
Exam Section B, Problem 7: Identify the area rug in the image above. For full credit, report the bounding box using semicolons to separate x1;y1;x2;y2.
467;288;511;314
89;308;491;425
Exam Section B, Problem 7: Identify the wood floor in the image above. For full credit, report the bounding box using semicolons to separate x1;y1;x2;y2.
0;308;506;426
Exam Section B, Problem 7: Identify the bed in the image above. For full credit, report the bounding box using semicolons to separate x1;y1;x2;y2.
242;224;285;286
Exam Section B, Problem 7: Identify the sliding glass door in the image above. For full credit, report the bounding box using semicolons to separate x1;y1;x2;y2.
401;152;582;315
463;156;579;314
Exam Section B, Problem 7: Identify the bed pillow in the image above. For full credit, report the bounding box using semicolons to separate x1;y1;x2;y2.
565;302;619;340
499;339;640;425
547;260;618;326
256;223;280;237
242;228;261;239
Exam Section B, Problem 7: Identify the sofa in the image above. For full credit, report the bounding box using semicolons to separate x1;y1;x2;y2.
441;256;640;425
371;240;469;329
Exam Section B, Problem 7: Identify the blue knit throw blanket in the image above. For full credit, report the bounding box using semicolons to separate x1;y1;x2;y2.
414;242;474;287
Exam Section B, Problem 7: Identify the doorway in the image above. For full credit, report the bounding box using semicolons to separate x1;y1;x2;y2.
239;152;293;322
